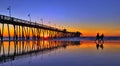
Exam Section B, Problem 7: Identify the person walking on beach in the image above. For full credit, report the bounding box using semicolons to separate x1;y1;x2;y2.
96;33;100;41
100;34;104;41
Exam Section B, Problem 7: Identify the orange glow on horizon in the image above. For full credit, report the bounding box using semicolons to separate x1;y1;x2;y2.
1;22;120;37
65;22;120;37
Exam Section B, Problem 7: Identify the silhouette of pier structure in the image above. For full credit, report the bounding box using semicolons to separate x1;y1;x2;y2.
0;14;81;40
0;40;80;63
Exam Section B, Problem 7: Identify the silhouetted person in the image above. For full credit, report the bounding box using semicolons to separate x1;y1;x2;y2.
96;33;100;41
100;34;104;41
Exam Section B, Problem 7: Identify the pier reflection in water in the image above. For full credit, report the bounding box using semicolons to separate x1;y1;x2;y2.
0;40;80;65
1;40;120;66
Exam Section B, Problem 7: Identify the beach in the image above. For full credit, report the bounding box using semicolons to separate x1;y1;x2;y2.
0;37;120;66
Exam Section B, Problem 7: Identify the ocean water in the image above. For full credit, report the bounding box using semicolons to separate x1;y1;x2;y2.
52;37;120;41
1;37;120;41
0;37;120;66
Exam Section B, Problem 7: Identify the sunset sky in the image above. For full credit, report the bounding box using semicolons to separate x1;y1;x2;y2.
0;0;120;36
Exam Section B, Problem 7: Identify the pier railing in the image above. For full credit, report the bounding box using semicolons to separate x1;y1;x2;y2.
0;14;81;40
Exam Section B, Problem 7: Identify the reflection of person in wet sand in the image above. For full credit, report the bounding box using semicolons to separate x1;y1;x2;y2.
96;43;99;50
96;40;104;50
100;44;103;50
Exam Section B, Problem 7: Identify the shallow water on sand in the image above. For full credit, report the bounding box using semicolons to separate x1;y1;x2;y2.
0;38;120;66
